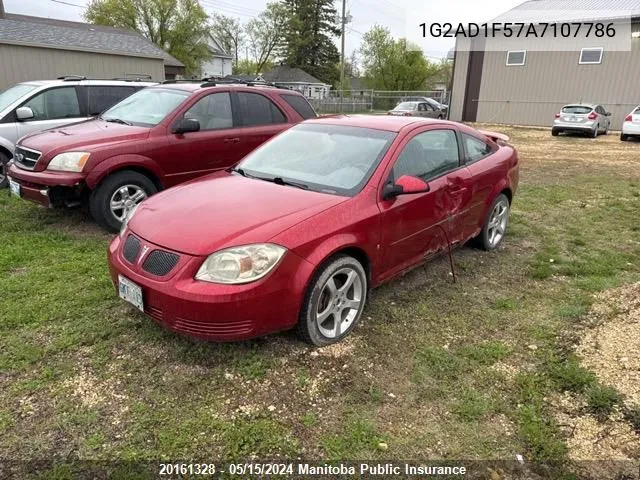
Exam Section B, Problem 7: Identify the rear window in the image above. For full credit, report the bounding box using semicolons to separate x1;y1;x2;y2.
562;106;592;114
85;86;137;116
237;92;287;126
280;94;317;119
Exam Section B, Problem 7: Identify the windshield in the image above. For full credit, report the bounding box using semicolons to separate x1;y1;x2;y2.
102;88;189;126
395;102;418;110
562;105;593;114
238;123;396;196
0;84;39;112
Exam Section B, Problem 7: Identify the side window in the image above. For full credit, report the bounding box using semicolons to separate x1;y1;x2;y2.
237;92;286;126
596;106;605;115
184;92;233;130
463;133;492;163
280;94;317;119
86;86;136;116
417;103;426;111
393;130;460;181
22;87;81;121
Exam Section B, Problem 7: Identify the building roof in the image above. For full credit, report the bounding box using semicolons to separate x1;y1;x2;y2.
0;14;184;67
492;0;640;23
207;34;232;58
262;65;326;85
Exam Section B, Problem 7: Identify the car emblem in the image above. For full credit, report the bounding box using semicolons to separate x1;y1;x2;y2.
138;245;150;264
15;153;24;162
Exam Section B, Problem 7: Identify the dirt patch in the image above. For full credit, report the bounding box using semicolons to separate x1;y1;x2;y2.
577;282;640;406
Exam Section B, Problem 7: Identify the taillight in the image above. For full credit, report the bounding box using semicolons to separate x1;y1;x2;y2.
588;112;597;120
554;113;560;118
625;114;632;122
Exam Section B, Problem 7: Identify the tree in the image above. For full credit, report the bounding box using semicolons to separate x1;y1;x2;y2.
85;0;211;75
210;13;244;67
359;25;437;91
233;58;274;76
279;0;340;84
245;2;288;75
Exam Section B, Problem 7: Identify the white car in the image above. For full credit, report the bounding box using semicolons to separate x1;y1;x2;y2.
621;106;640;141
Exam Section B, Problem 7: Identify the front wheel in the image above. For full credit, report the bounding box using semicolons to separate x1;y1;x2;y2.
477;194;510;251
0;151;9;188
89;171;157;232
297;255;367;346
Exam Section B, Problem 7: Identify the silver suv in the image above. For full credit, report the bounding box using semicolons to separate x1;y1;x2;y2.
0;77;155;187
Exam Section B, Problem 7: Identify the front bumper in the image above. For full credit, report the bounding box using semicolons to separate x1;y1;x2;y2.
108;233;315;342
622;122;640;136
7;162;85;207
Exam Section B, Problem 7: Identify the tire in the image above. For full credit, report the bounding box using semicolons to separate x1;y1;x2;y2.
0;150;9;189
551;129;559;137
437;115;443;120
590;127;598;138
477;193;510;251
621;134;629;141
89;170;157;232
297;255;367;346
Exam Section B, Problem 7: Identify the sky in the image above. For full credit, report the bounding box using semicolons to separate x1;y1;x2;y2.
5;0;526;60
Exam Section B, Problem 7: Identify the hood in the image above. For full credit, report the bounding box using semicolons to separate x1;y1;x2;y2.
19;119;149;157
129;172;348;256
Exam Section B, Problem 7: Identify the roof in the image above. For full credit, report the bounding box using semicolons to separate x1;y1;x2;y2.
309;114;454;132
207;35;232;58
492;0;640;23
262;66;326;85
0;14;184;67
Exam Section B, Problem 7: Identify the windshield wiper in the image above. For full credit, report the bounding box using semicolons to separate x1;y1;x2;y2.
102;117;132;126
228;166;247;177
271;177;309;190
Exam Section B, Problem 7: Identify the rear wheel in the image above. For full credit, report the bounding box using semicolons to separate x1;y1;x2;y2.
297;255;367;346
477;194;510;251
551;129;560;136
621;134;629;141
89;170;157;232
590;127;598;138
0;151;9;188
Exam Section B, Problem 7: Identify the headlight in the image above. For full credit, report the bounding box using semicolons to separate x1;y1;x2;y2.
195;244;287;284
47;152;90;172
119;203;139;237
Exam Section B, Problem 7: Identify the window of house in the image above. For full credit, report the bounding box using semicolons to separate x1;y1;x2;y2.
462;133;493;163
23;87;81;121
184;92;233;130
393;129;460;181
237;92;286;126
506;50;526;66
579;47;603;64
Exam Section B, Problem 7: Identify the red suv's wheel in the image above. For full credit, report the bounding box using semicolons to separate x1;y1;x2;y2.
89;171;157;232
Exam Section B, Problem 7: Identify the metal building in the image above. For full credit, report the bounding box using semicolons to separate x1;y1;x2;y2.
449;0;640;130
0;11;184;90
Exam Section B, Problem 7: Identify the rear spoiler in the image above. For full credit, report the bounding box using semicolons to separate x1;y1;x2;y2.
478;130;510;145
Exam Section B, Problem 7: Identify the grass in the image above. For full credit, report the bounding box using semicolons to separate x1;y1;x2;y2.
1;126;640;477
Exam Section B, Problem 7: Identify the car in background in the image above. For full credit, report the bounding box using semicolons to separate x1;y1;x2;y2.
552;104;611;138
402;96;448;112
388;101;444;119
620;106;640;141
0;76;155;188
7;81;317;232
109;115;519;346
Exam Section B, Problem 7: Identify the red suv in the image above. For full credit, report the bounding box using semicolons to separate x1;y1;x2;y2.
7;81;316;231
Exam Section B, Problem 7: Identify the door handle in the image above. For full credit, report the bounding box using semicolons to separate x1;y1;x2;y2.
224;137;240;144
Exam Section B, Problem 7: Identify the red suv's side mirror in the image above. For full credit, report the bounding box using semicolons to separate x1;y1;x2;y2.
172;118;200;134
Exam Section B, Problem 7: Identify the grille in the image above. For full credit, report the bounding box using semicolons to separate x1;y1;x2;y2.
174;317;253;337
14;146;41;170
142;250;179;276
123;235;141;263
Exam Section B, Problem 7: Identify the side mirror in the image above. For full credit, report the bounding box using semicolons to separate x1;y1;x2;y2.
382;175;430;200
16;106;34;121
172;117;200;134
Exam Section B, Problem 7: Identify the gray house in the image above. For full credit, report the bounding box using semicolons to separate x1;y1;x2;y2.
0;8;184;90
450;0;640;130
262;66;331;99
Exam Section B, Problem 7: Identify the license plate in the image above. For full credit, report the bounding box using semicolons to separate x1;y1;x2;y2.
9;178;20;198
118;275;144;312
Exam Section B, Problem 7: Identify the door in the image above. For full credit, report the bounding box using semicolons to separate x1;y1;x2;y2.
15;86;86;140
422;102;440;118
231;91;290;160
378;128;463;277
161;91;240;186
596;105;610;130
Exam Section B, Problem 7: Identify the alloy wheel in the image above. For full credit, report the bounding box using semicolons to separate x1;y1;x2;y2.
315;267;364;339
487;198;509;248
110;184;147;222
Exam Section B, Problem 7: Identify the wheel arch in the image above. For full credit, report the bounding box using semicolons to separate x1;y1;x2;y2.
85;155;164;191
0;143;12;160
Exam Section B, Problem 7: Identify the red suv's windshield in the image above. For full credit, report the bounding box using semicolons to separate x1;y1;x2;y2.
102;88;189;127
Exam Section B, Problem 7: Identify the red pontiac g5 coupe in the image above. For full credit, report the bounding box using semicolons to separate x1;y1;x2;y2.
108;115;519;346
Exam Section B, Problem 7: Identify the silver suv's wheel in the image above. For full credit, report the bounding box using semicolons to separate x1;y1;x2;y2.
298;255;367;346
0;151;9;188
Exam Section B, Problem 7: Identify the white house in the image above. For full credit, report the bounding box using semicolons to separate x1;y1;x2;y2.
201;35;232;78
262;66;331;99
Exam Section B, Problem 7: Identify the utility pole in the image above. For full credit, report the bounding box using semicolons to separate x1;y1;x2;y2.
0;0;5;19
340;0;346;103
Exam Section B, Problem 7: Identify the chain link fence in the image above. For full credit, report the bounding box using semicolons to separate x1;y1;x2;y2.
309;90;450;115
